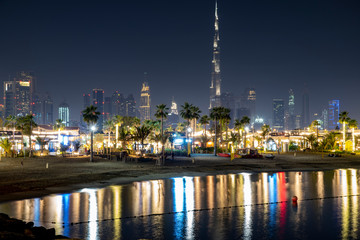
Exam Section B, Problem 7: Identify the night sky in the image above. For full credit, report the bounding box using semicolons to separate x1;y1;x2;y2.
0;0;359;122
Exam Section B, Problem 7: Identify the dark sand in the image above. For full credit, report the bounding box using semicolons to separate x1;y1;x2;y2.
1;152;360;202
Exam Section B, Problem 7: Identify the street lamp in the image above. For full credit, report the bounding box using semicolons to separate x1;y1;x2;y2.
90;125;96;162
187;127;192;156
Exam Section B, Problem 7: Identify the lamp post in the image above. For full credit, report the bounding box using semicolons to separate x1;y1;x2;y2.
187;127;192;156
90;125;96;162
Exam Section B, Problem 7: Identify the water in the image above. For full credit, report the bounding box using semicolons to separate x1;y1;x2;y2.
0;169;360;239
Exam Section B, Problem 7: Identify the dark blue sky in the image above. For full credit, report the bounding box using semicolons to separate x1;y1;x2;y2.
0;0;359;122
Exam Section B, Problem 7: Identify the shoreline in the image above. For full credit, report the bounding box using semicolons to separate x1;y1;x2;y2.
1;152;360;203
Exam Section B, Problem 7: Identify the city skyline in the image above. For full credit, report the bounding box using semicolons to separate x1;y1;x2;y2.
0;0;359;122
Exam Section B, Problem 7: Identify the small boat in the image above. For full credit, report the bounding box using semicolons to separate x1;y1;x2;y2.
218;153;231;157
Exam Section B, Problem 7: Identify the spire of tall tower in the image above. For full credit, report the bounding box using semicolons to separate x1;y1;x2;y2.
209;1;222;110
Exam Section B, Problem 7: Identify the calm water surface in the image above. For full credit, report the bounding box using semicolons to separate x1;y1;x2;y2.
0;169;360;239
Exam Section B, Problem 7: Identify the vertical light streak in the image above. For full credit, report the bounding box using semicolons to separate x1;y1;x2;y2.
242;173;252;240
110;186;122;240
340;170;349;240
173;177;185;240
80;189;98;240
351;170;358;239
184;177;195;240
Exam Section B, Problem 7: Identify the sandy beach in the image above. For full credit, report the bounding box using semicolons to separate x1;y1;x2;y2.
1;152;360;202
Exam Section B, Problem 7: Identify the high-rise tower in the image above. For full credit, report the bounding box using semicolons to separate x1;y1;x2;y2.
58;101;70;127
209;1;221;110
139;72;151;122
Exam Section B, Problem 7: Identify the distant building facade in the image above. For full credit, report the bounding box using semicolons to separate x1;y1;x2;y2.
32;93;53;125
209;2;222;110
125;94;136;117
104;97;112;121
285;89;296;130
328;100;340;130
139;79;151;122
273;99;284;131
4;71;36;118
58;102;70;127
167;97;179;129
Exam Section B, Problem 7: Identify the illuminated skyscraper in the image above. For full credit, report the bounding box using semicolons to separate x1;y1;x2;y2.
111;91;123;116
125;94;136;117
167;97;179;128
328;100;340;130
3;71;35;117
58;102;70;127
246;88;256;122
32;93;53;125
104;97;112;121
92;89;104;131
285;89;296;130
209;1;221;110
139;73;151;122
273;99;284;131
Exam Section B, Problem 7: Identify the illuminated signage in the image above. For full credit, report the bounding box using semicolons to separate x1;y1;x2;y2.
19;81;30;87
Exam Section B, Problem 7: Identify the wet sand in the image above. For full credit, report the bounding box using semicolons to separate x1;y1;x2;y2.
1;152;360;202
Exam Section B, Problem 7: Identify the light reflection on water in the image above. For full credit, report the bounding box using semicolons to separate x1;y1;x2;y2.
1;170;360;239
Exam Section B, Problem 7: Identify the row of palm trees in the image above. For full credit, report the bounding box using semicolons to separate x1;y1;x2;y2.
306;111;358;152
81;102;255;160
1;114;38;157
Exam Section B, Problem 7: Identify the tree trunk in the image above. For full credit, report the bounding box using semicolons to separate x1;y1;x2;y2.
90;131;94;162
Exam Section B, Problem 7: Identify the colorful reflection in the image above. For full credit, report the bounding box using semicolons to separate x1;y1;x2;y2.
0;170;359;239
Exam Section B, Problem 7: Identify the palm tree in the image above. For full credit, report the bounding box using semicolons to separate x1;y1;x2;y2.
22;114;37;157
261;124;271;151
223;109;231;141
118;127;130;149
36;136;49;154
229;132;238;151
234;119;243;148
176;122;186;133
348;119;358;152
54;119;65;131
82;105;101;162
180;102;194;155
4;115;17;154
310;120;321;139
159;133;169;165
199;115;210;140
0;138;12;157
306;134;317;150
339;111;350;151
240;116;250;148
190;105;201;151
321;132;338;151
143;119;161;134
15;116;27;155
210;107;223;156
155;104;169;161
190;105;201;132
132;125;152;156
